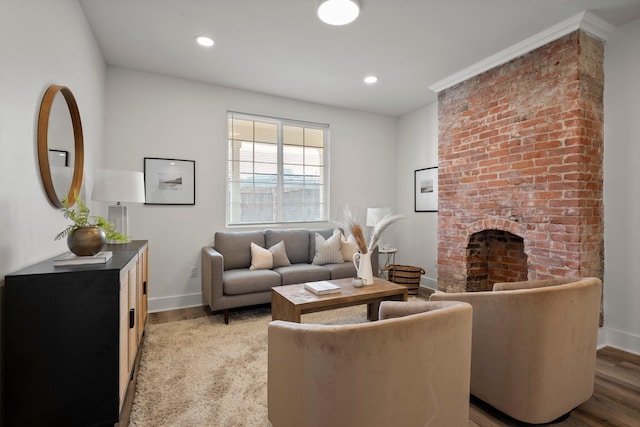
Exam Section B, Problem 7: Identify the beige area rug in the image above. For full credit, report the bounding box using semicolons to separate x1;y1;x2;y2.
129;303;388;426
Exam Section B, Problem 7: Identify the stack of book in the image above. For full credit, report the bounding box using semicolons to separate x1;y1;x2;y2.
304;281;341;295
53;251;113;267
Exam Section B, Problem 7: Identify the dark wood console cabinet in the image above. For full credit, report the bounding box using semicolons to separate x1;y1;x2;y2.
3;240;149;426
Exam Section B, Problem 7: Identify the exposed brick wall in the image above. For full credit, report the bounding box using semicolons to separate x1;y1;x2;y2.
437;30;604;292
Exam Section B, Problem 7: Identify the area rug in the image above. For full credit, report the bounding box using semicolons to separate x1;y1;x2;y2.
128;304;380;426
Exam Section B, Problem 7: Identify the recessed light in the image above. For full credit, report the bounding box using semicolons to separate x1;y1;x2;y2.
195;35;214;47
364;75;378;84
317;0;360;26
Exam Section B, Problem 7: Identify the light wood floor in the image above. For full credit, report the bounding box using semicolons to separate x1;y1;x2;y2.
148;306;640;426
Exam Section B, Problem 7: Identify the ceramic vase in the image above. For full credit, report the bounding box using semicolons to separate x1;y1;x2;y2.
353;251;375;285
67;226;106;256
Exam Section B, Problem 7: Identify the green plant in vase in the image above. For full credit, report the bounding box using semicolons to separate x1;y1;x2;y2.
55;194;128;256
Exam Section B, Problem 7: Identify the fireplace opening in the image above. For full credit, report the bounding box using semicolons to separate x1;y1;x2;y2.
466;230;528;292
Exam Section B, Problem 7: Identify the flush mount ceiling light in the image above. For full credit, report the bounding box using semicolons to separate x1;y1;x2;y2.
317;0;360;26
364;75;378;84
195;35;214;47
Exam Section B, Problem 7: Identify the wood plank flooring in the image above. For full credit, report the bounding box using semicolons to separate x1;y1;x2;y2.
149;307;640;426
468;346;640;426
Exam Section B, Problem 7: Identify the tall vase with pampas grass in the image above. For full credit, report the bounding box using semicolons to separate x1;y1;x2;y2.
353;251;375;284
343;206;404;285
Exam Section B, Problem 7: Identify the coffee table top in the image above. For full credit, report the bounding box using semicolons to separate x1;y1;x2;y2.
272;277;407;306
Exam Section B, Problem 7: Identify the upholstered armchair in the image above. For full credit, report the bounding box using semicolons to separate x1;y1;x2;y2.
430;277;602;424
267;300;472;427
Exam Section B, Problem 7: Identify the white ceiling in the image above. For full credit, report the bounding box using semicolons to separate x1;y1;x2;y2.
79;0;640;117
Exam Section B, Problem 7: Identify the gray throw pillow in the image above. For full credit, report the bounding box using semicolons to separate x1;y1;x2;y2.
270;240;291;268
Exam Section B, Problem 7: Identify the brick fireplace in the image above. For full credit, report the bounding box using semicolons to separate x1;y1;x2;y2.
437;30;604;293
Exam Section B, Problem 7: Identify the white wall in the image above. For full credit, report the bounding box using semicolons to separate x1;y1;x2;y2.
102;67;398;311
395;103;439;288
0;0;105;285
603;17;640;355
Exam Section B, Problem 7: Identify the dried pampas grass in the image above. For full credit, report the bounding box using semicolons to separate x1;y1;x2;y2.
342;206;368;253
368;213;404;253
351;224;368;254
342;206;404;254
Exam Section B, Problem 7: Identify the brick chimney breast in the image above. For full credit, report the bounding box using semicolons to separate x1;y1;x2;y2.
437;30;604;293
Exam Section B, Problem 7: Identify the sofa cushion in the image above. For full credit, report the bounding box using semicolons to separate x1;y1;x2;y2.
323;262;358;280
312;230;344;265
341;234;359;262
215;231;265;270
250;242;273;270
275;264;331;285
309;228;337;261
270;240;291;268
265;229;310;265
223;268;281;295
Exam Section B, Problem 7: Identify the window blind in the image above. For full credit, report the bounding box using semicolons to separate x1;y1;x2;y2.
227;112;328;225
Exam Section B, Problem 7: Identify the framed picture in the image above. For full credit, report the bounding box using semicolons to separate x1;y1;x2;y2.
414;166;438;212
48;149;69;167
144;157;195;205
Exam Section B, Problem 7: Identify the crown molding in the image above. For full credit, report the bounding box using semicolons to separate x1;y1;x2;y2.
428;10;615;93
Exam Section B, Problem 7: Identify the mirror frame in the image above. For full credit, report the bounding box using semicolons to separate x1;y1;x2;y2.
37;84;84;208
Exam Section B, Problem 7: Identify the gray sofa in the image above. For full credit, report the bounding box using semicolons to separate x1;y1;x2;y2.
202;228;378;323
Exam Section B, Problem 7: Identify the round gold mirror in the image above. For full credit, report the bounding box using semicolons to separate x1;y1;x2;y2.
37;85;84;207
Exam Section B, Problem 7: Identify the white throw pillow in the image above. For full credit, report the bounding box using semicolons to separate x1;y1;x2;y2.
249;242;273;270
341;234;359;261
270;240;291;268
312;230;344;265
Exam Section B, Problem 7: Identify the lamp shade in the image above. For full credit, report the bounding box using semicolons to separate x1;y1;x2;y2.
366;207;391;227
92;169;145;203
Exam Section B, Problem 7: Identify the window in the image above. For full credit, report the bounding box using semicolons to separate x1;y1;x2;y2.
227;112;329;225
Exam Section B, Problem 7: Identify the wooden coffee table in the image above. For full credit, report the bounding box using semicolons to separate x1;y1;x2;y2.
271;277;408;323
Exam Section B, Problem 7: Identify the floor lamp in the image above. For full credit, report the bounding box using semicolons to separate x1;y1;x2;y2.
92;169;146;243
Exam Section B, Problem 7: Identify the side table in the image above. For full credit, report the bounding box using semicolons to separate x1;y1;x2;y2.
378;247;397;278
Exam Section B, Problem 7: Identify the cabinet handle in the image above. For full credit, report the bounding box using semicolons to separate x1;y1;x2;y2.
143;281;147;295
129;308;135;328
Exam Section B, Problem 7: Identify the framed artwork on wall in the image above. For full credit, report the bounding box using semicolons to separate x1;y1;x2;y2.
48;149;69;167
414;166;438;212
144;157;195;205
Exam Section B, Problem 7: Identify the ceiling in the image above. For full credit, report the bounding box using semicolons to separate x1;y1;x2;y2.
79;0;640;117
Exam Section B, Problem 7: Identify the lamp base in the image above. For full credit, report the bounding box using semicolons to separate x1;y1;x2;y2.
107;204;131;244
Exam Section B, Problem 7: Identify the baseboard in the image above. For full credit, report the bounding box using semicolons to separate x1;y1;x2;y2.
148;292;204;313
602;327;640;356
420;276;438;290
597;327;607;349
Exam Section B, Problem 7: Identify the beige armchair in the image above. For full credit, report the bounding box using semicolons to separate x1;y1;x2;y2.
267;300;472;427
431;277;602;424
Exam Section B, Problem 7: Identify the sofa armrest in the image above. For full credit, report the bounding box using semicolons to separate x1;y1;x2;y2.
201;246;224;310
371;245;379;278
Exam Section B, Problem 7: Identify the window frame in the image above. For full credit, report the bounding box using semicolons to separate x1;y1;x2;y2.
226;111;330;227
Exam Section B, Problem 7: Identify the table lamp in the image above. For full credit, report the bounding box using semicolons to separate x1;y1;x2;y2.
92;169;145;243
366;206;392;248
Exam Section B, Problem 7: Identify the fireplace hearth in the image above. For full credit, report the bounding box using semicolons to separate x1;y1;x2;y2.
467;229;528;292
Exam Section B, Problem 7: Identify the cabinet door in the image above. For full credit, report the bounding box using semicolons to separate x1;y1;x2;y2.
119;268;130;409
137;245;148;342
128;257;139;370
